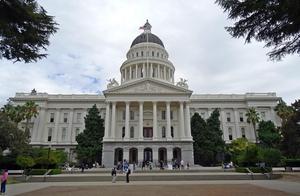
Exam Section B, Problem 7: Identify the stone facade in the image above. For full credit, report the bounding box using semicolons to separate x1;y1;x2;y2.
10;22;280;167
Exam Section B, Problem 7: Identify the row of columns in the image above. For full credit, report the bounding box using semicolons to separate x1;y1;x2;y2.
104;101;192;140
121;63;174;83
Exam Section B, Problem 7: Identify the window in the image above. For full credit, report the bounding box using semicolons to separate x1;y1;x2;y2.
171;126;174;138
162;127;166;138
162;110;166;120
152;51;154;56
47;128;53;142
141;51;144;56
239;112;244;122
143;127;153;138
157;52;159;57
50;113;54;123
170;111;173;120
122;110;126;120
241;128;246;138
122;127;125;138
63;113;68;123
76;113;81;123
75;128;80;139
130;111;134;120
61;128;67;141
228;127;233;140
130;127;134;138
136;52;139;57
226;112;231;122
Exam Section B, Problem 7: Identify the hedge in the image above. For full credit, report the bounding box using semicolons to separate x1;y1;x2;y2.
28;169;47;175
235;167;272;173
49;169;61;175
285;159;300;167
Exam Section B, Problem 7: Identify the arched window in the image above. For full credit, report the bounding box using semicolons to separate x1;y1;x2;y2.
228;127;233;140
136;52;139;57
171;126;174;138
162;127;166;138
122;127;125;138
130;127;134;138
241;127;246;138
157;52;159;57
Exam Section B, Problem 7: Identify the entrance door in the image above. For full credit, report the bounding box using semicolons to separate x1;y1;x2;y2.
114;148;123;165
158;147;167;163
144;148;153;162
143;127;153;138
129;148;138;164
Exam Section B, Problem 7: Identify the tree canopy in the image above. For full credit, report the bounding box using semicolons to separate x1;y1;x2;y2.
257;120;281;148
191;109;225;166
0;0;58;63
216;0;300;60
76;104;104;166
246;107;260;143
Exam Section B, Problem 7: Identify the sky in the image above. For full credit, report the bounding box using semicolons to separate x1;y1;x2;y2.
0;0;299;106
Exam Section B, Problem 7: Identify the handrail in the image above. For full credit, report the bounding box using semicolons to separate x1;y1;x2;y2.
43;169;52;182
246;168;254;180
261;167;272;180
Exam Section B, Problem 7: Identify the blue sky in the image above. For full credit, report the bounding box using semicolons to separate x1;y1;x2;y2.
0;0;299;106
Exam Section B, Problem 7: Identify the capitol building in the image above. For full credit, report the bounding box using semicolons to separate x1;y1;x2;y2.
11;21;280;167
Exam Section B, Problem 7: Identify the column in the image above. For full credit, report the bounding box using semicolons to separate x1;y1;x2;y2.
164;65;166;79
150;63;153;77
167;146;173;162
125;102;130;139
104;102;110;139
185;102;192;138
139;102;144;139
35;107;45;143
111;102;116;138
158;64;161;79
123;147;129;161
129;66;132;80
179;102;185;138
152;146;158;164
143;63;145;78
53;109;60;143
124;68;127;81
68;109;74;143
135;64;138;79
234;109;240;138
169;68;171;81
166;102;172;139
138;147;144;163
153;102;157;139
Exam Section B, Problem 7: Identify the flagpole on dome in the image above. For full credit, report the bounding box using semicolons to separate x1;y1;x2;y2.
139;19;151;78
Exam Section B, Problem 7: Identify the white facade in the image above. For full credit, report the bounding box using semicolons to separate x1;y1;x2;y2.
11;21;280;167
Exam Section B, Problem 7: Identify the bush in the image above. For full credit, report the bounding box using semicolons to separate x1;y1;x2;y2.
49;169;61;175
258;148;282;167
0;155;20;170
16;155;35;169
285;159;300;167
28;169;47;175
235;167;272;173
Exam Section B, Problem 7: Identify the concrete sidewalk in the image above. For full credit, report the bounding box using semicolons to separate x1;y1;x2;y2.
7;180;300;196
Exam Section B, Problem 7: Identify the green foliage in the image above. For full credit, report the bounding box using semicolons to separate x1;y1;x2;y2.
228;138;255;163
49;168;61;175
280;99;300;158
258;148;282;167
28;169;47;175
29;148;67;169
191;109;225;166
76;104;104;165
16;155;35;169
235;167;272;173
257;120;281;148
0;0;58;63
284;159;300;167
216;0;300;60
246;107;260;143
236;144;260;167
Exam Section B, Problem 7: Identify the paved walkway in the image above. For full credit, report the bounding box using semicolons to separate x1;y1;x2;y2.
6;180;300;196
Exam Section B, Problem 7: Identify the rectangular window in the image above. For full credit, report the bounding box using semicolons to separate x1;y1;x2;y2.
76;113;81;123
239;112;244;122
50;113;54;123
122;110;126;120
130;111;134;120
170;111;173;120
241;128;246;138
47;128;52;142
61;128;67;141
226;112;231;122
162;111;166;120
228;128;233;140
75;128;80;138
63;113;68;123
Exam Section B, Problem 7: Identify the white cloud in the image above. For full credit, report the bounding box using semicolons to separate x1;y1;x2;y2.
0;0;299;106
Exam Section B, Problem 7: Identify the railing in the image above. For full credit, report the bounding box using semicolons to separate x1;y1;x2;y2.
43;169;52;182
246;168;254;180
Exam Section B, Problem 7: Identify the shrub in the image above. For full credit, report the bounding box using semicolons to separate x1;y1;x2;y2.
235;167;272;173
285;159;300;167
16;155;35;169
49;169;61;175
28;169;47;175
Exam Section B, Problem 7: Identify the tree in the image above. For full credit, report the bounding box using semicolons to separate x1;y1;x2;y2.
191;109;225;166
216;0;300;60
228;138;254;164
22;101;39;137
281;99;300;158
258;148;282;167
246;107;260;143
16;155;35;169
76;104;104;166
0;0;58;63
257;120;281;148
275;99;294;125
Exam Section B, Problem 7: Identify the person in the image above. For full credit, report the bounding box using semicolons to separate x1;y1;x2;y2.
111;167;117;183
126;168;131;183
1;169;8;195
180;159;185;170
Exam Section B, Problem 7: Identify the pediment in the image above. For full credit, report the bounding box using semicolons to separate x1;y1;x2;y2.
103;79;192;95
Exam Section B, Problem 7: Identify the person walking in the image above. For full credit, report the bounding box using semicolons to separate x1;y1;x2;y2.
126;168;131;183
111;167;117;183
1;169;8;195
